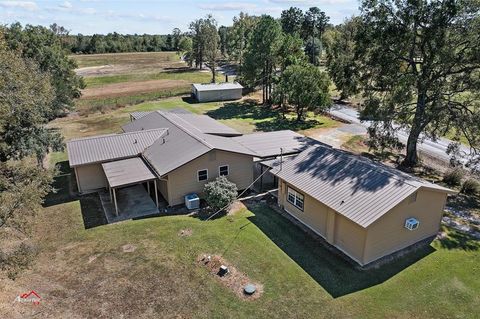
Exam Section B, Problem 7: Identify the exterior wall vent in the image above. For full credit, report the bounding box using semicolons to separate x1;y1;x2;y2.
405;217;419;230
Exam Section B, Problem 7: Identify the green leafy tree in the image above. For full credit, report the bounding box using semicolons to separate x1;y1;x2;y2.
242;15;283;105
229;12;258;70
0;37;63;165
274;64;331;121
204;176;238;212
218;25;229;57
357;0;480;167
302;7;329;65
325;17;362;100
172;28;182;51
201;16;221;82
280;7;304;35
3;23;84;118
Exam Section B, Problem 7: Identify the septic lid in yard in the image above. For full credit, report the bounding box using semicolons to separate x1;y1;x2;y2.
244;284;256;295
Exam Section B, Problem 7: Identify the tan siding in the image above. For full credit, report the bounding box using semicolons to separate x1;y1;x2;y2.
76;164;107;192
166;150;253;206
280;182;329;237
333;214;366;264
363;189;447;264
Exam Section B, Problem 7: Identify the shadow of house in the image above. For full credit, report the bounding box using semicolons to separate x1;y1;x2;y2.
246;203;436;298
43;160;107;229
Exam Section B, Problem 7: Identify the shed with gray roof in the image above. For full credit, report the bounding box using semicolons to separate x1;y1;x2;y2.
191;82;243;102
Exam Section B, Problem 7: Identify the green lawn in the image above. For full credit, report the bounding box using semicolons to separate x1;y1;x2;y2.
5;163;477;318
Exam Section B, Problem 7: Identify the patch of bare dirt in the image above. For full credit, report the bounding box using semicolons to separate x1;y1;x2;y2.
178;228;193;237
81;79;189;99
197;254;263;300
228;201;246;215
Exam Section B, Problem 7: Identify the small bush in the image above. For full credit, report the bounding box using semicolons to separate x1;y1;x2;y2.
443;168;465;186
204;176;238;212
461;178;480;195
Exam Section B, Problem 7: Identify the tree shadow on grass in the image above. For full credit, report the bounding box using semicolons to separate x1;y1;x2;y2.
246;203;436;298
438;228;479;251
43;160;107;229
206;100;320;132
162;67;197;73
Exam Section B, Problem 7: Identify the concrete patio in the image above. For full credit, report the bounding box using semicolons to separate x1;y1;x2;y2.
99;184;165;223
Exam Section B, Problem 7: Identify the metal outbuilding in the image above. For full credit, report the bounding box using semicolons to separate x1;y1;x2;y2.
191;82;243;102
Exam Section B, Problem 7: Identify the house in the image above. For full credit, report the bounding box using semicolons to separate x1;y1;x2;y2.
264;145;455;266
191;82;243;102
67;108;311;215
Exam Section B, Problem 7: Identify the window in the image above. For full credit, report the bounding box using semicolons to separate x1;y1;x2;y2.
405;217;419;230
287;187;304;210
219;165;229;176
197;169;208;182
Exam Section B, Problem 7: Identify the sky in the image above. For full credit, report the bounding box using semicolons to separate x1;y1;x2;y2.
0;0;359;35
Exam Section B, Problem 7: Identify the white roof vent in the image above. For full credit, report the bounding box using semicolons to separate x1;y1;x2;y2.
405;217;419;230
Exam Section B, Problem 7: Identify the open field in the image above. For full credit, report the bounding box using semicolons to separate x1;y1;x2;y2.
0;155;478;318
72;52;213;114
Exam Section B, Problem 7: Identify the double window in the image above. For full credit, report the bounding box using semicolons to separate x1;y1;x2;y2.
287;187;304;210
219;165;229;176
197;169;208;182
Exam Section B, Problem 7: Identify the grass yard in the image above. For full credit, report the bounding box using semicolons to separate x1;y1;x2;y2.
1;156;478;318
71;52;213;114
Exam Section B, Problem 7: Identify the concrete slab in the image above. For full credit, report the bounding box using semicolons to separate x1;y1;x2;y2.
99;184;161;224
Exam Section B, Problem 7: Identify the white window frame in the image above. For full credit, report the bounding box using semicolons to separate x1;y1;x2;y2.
219;165;229;176
405;217;420;230
197;169;208;182
287;187;304;211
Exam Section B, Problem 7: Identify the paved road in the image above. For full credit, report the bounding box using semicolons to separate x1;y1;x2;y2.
329;104;475;165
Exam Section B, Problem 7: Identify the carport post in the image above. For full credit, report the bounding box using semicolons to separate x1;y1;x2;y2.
109;186;113;202
154;179;159;208
147;181;150;195
113;188;118;216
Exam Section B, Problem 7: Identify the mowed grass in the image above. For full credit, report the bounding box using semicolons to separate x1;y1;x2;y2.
72;51;180;68
2;170;478;318
51;96;340;140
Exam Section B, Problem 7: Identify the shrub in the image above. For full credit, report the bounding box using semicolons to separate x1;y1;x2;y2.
204;176;238;212
461;178;480;195
443;168;465;186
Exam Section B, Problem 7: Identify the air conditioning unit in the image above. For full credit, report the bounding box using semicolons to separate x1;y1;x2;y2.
405;217;419;230
185;193;200;210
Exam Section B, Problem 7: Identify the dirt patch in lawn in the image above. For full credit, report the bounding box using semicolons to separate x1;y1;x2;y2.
121;244;137;253
228;201;246;215
81;79;189;99
197;254;263;301
178;228;193;237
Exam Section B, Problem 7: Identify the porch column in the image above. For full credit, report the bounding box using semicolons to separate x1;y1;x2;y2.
147;181;150;195
113;188;119;216
109;186;113;202
154;179;159;208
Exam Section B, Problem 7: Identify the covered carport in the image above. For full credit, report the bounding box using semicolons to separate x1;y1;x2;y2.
102;157;160;221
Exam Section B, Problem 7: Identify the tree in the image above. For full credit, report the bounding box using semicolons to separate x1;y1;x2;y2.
325;17;362;100
229;12;258;70
357;0;480;167
274;64;331;121
2;23;84;118
0;36;64;165
178;36;193;65
218;25;229;57
280;7;304;35
302;7;329;65
189;15;220;81
204;176;238;212
171;28;181;51
242;15;283;105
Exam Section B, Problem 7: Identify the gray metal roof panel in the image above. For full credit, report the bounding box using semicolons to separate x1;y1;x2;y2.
66;129;167;167
102;157;156;188
233;130;325;158
192;82;243;91
270;145;454;228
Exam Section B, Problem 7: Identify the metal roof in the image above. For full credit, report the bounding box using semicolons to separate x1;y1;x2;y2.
233;130;326;158
192;82;243;91
123;111;256;176
123;110;241;137
130;108;191;121
66;129;167;167
102;157;156;188
268;145;454;228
